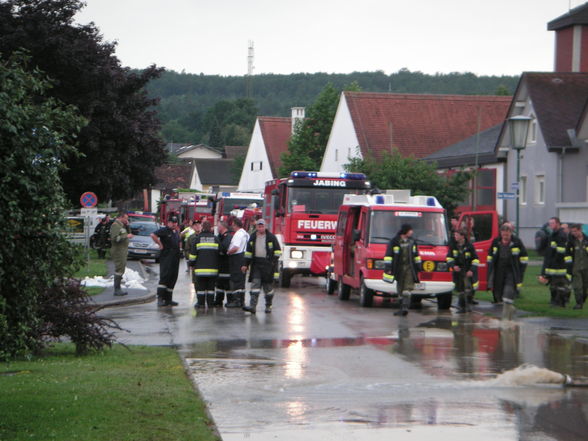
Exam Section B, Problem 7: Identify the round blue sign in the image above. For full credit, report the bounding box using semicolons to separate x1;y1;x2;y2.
80;192;98;208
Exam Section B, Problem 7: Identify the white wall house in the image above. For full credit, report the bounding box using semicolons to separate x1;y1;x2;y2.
320;95;361;172
238;118;277;192
176;144;222;160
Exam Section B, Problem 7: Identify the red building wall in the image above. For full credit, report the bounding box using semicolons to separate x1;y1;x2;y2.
555;27;574;72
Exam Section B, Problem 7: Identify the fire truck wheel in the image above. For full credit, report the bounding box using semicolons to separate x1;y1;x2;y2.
279;269;291;288
359;278;374;307
437;292;453;310
326;275;337;295
337;277;350;300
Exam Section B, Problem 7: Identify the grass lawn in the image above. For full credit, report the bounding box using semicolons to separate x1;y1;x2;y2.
75;249;108;296
476;263;588;318
0;344;219;441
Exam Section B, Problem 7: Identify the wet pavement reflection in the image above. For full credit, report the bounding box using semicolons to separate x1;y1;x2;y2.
103;262;588;440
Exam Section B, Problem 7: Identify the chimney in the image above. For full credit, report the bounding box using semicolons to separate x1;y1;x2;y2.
548;3;588;72
291;107;305;134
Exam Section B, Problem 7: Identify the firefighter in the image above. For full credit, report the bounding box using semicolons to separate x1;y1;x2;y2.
189;220;219;309
225;218;249;308
215;221;233;307
383;224;422;316
109;211;133;296
242;219;281;314
93;215;111;258
487;224;528;320
181;219;201;272
446;229;479;313
538;217;572;307
151;216;182;306
566;223;588;309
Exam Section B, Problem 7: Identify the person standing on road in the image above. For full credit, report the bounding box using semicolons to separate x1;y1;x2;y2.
181;220;201;272
382;224;422;316
151;216;182;307
94;215;111;259
242;219;281;314
110;211;133;296
446;229;479;313
215;221;233;307
189;220;219;309
225;218;249;308
487;224;528;320
566;223;588;309
539;217;572;307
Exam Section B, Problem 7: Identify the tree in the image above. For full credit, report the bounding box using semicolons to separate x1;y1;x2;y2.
0;0;166;204
0;53;118;359
345;151;472;216
279;83;360;176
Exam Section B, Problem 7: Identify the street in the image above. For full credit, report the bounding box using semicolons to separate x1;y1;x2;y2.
102;260;588;440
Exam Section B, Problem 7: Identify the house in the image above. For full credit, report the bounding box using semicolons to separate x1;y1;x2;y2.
192;158;238;193
238;107;304;192
175;144;223;161
224;145;248;160
147;163;196;212
319;91;510;173
496;72;588;245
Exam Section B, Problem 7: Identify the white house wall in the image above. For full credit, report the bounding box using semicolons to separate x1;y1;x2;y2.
177;147;222;160
238;120;274;192
320;93;362;172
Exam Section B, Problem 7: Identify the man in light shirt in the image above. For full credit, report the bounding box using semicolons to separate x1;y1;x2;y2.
225;218;249;308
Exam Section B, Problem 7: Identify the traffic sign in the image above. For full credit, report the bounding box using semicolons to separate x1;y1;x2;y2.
80;191;98;208
511;182;520;190
497;192;516;200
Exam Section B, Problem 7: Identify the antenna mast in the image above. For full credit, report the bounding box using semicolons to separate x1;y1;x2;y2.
246;40;254;98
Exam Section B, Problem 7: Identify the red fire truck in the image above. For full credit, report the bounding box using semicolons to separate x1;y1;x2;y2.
180;197;215;225
263;171;371;287
214;192;263;226
159;197;183;224
331;190;454;310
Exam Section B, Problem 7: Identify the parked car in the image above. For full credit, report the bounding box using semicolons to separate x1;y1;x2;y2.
128;221;161;261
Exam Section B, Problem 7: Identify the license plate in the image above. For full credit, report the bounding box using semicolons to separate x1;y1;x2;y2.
133;249;148;254
415;283;425;290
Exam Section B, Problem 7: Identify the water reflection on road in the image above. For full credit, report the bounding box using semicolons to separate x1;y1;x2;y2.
104;266;588;440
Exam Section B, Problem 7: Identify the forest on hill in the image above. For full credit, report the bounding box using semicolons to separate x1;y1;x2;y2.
146;69;519;147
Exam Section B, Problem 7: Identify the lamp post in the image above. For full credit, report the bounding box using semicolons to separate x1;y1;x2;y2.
508;115;531;237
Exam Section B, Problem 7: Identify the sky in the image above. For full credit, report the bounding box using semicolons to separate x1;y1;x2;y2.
75;0;585;77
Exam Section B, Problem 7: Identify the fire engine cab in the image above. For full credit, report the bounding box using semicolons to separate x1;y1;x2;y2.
214;192;264;227
332;190;454;310
264;171;371;287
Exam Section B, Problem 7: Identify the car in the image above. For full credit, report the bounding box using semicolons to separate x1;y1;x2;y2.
128;221;161;261
128;212;157;223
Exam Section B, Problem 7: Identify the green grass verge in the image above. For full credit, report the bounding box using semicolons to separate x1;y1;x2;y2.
75;249;108;296
0;344;220;441
476;263;588;318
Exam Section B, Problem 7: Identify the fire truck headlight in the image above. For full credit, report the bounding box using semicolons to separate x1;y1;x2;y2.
290;250;304;259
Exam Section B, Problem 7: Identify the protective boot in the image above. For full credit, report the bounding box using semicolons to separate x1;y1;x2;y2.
456;293;466;314
466;292;474;313
225;291;241;308
243;292;259;314
206;291;215;308
157;287;167;306
394;292;409;316
195;293;206;309
214;290;225;307
165;290;178;307
264;293;274;313
502;302;515;321
224;292;235;307
113;275;128;296
237;291;245;307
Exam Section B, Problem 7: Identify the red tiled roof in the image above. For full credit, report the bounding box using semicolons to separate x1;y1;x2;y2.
344;92;511;159
258;117;291;176
154;164;193;191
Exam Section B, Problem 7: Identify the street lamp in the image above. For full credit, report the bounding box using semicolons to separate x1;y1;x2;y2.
508;115;531;237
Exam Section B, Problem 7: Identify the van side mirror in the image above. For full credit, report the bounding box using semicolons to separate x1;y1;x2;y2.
352;229;361;242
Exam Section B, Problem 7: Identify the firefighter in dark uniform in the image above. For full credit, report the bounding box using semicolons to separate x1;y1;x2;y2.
539;217;572;307
93;215;111;258
225;218;249;308
566;223;588;309
189;220;219;309
446;229;479;313
382;224;422;316
487;224;528;320
151;216;182;306
215;221;233;307
242;219;281;314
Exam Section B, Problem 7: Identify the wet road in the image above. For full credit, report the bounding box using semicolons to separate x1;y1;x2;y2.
103;261;588;440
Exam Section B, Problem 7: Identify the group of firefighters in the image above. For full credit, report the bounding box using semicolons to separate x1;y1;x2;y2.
382;216;588;319
152;215;282;314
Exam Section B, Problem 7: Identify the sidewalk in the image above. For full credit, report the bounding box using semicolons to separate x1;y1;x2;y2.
90;259;158;309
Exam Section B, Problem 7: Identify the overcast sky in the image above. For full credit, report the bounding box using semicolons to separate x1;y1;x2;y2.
75;0;583;77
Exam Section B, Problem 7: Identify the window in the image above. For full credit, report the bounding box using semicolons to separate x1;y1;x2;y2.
520;176;527;205
529;115;537;144
250;161;263;171
535;175;545;205
335;149;338;161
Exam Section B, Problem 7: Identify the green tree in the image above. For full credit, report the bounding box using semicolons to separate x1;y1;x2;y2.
0;0;166;204
0;53;85;359
345;151;472;216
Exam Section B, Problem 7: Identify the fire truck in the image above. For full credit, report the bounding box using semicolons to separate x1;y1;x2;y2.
214;192;263;226
159;197;183;224
331;190;454;310
264;171;371;287
180;196;215;225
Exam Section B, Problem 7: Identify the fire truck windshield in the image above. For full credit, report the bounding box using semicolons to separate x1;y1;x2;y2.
221;198;262;214
288;187;364;214
368;210;449;245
